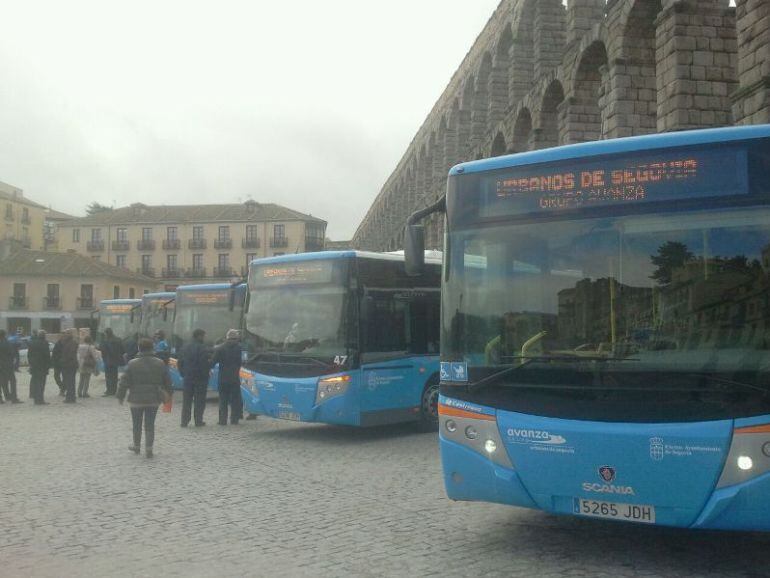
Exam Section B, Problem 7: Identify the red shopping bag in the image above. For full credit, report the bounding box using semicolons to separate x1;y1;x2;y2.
161;391;173;413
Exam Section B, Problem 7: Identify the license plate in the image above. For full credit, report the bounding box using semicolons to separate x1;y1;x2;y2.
278;411;302;422
574;498;655;524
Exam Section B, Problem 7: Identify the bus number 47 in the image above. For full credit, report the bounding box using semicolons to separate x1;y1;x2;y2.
334;356;348;366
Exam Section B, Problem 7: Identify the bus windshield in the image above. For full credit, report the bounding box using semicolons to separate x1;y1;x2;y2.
444;206;770;422
98;312;135;341
173;290;241;348
141;299;174;338
245;259;354;376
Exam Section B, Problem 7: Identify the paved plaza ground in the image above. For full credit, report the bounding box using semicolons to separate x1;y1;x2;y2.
2;372;769;577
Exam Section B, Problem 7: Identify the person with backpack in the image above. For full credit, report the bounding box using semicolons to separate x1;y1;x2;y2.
211;329;244;426
77;335;101;398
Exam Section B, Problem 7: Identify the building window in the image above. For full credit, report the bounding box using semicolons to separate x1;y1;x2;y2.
11;283;26;309
193;226;204;240
80;284;93;309
141;255;152;270
116;255;127;269
117;227;128;242
245;225;257;240
72;229;80;242
193;254;204;271
4;204;12;220
113;285;120;299
218;226;230;241
167;254;178;271
167;226;178;241
217;254;230;275
129;288;135;299
46;284;59;307
142;228;152;241
91;228;102;242
274;224;285;240
22;207;29;223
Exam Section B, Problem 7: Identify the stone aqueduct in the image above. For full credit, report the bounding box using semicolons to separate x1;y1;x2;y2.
351;0;770;251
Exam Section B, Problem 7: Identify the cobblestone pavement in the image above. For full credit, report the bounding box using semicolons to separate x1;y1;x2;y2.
2;372;769;578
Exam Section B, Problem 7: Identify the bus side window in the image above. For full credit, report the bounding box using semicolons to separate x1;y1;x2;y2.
362;291;409;362
408;291;441;355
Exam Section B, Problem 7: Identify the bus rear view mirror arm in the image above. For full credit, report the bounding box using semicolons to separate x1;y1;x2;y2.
405;196;446;277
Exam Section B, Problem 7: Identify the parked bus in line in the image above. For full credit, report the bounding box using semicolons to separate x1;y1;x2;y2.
139;292;175;339
96;299;142;343
169;283;247;391
240;251;442;427
404;125;770;531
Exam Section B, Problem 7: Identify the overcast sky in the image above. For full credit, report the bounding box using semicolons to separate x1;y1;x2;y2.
0;0;500;239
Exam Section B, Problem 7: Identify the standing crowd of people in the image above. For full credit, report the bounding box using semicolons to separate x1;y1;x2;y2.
0;326;246;458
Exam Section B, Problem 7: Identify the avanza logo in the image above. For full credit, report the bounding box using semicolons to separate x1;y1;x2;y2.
507;428;567;445
582;482;636;496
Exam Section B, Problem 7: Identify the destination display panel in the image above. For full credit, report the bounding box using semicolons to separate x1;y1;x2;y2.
479;147;749;218
103;304;135;314
178;291;230;306
250;261;335;287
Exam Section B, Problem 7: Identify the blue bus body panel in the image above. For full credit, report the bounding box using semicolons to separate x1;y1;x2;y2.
450;125;770;176
240;357;439;427
438;396;770;530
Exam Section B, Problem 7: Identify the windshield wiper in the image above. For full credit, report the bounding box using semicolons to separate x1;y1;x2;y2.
468;355;636;392
280;354;334;369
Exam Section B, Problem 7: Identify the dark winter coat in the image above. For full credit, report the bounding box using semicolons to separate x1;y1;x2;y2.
117;352;172;406
58;336;79;370
212;340;242;389
28;337;51;375
178;340;212;385
99;335;125;368
0;338;17;372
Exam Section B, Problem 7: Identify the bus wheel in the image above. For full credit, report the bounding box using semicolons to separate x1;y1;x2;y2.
419;382;439;431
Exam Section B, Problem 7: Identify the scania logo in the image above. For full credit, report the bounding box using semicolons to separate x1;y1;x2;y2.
598;466;616;483
582;482;635;496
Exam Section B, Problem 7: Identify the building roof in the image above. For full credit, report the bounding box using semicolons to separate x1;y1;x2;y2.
0;184;47;210
0;248;157;284
58;201;326;227
45;208;78;221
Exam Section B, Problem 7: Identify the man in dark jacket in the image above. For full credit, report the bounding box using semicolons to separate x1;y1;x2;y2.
59;329;80;403
99;328;125;396
0;330;21;403
28;330;51;405
212;329;244;426
51;337;64;395
178;328;211;427
117;338;173;458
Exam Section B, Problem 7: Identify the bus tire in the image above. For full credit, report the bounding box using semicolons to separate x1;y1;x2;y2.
419;378;440;431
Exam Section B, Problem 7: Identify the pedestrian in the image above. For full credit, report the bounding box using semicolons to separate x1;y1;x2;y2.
178;328;211;427
117;338;173;458
212;329;244;426
0;329;22;403
51;336;65;396
77;335;101;398
28;330;51;405
59;329;80;403
28;330;38;398
153;330;170;364
99;328;125;396
124;333;139;363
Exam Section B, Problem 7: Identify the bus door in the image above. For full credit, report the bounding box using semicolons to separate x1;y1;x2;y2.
360;288;432;420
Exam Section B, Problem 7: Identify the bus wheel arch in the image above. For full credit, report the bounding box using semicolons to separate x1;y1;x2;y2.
419;373;440;431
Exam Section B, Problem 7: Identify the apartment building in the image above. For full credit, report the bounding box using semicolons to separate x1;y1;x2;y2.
0;242;158;334
0;181;46;251
44;208;78;251
56;201;327;289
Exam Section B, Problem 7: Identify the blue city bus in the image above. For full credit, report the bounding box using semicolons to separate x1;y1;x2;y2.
96;299;142;343
240;251;442;427
169;283;247;391
139;292;175;339
404;125;770;531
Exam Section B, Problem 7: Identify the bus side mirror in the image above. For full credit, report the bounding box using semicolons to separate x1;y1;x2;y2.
229;289;236;312
404;224;425;277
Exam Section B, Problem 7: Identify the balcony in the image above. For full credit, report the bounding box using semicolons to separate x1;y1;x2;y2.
163;239;181;250
304;237;325;252
137;267;156;278
9;296;27;310
112;240;130;251
77;297;94;310
214;238;232;250
185;268;207;279
137;239;156;251
242;237;261;249
270;237;289;249
43;296;61;310
188;239;207;250
213;267;234;277
87;240;105;252
161;268;182;278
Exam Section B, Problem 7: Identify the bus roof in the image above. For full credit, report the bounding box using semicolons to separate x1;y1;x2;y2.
175;283;246;292
450;124;770;177
250;250;442;267
100;299;141;306
142;292;175;301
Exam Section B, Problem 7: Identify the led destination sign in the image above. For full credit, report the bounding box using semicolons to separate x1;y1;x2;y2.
251;261;334;287
179;291;230;306
103;304;134;314
481;148;748;217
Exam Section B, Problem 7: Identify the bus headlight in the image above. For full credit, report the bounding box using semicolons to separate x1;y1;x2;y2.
737;456;754;471
485;439;497;454
316;375;351;405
